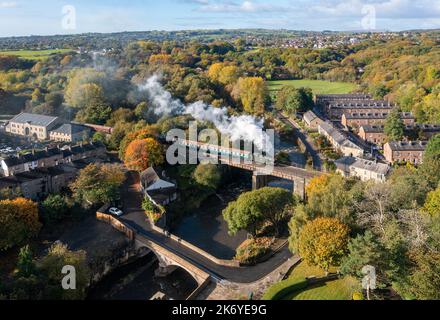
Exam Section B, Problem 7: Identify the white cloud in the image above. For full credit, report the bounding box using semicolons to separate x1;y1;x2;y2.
0;1;17;8
197;1;286;13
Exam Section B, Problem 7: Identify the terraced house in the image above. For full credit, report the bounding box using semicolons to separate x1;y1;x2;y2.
384;141;427;164
341;112;415;129
0;141;106;177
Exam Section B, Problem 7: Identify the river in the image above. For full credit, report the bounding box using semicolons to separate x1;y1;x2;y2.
87;252;198;300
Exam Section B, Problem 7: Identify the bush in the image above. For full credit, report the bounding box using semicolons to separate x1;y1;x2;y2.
235;237;273;265
142;196;165;224
262;277;308;300
352;292;364;300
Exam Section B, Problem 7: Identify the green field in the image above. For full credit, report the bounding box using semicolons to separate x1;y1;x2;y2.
0;49;73;60
268;79;358;96
264;261;360;300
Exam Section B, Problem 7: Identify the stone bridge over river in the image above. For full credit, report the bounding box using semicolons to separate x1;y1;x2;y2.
96;172;298;299
176;139;324;200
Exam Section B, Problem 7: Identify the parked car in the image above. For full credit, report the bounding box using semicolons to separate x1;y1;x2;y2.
109;207;124;217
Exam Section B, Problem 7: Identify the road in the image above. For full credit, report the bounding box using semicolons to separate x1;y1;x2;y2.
277;112;323;171
120;171;295;284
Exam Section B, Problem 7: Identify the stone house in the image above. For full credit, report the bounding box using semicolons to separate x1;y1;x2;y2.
335;156;390;183
318;121;364;157
383;141;427;165
6;113;61;140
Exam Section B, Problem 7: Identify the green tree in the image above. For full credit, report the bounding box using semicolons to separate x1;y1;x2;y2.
424;134;440;160
74;102;112;125
41;194;69;224
38;242;90;300
223;187;294;237
16;245;36;278
70;164;125;206
370;83;390;100
276;86;313;114
384;109;404;142
340;231;386;284
288;204;310;253
193;164;222;190
409;251;440;300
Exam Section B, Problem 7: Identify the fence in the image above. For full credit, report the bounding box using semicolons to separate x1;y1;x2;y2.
96;210;134;241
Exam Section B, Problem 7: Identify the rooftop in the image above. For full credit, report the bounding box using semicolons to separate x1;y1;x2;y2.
319;121;363;150
51;123;91;135
303;110;319;123
335;156;390;176
9;112;59;127
344;112;414;119
387;141;428;151
360;125;385;133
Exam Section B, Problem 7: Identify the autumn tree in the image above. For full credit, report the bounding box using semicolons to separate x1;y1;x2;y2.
208;62;224;82
0;198;41;251
424;185;440;217
384;109;404;142
118;126;159;158
124;138;164;171
232;77;267;115
149;53;172;65
305;174;358;224
65;68;106;107
70;164;125;206
298;217;349;271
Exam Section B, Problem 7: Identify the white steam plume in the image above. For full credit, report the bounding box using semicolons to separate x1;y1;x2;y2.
137;74;272;152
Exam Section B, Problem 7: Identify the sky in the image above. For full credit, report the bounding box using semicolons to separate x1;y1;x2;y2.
0;0;439;37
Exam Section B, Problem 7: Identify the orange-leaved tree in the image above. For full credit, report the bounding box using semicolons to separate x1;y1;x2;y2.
118;126;159;159
0;197;41;251
124;138;164;171
298;217;349;272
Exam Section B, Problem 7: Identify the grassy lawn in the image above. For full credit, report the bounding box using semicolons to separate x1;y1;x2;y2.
262;261;360;300
283;261;360;300
0;49;73;60
267;79;358;97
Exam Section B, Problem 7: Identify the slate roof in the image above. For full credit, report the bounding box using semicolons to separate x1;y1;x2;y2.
406;124;440;132
344;112;414;119
360;125;385;133
9;112;59;127
1;142;104;168
335;156;390;176
140;167;176;190
51;123;90;135
303;111;319;124
319;121;363;150
387;141;428;151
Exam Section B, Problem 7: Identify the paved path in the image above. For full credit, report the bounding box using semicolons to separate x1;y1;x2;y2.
119;171;294;284
277;112;323;171
196;255;301;300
